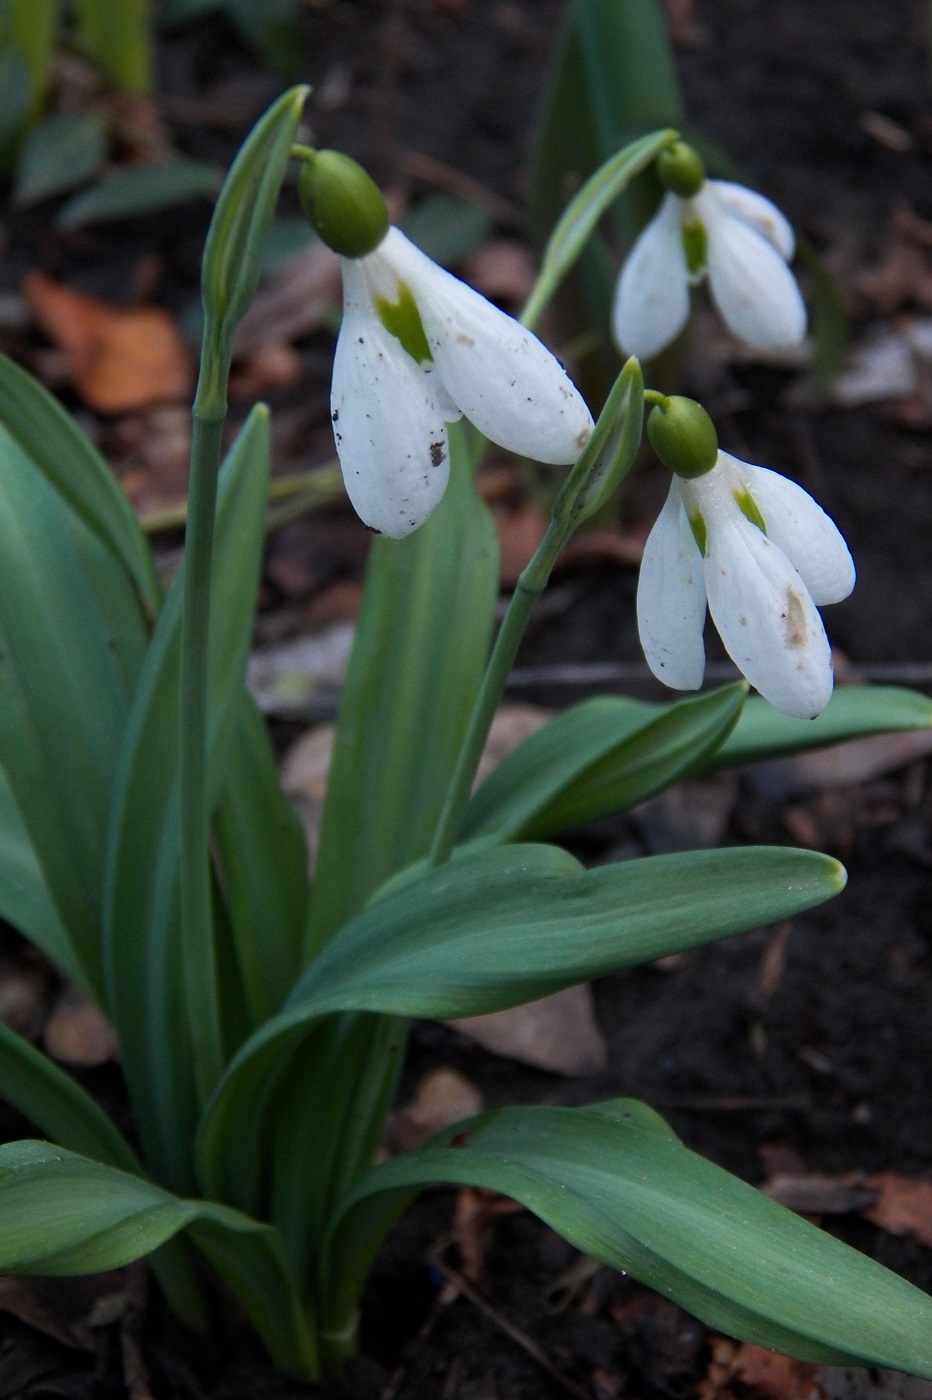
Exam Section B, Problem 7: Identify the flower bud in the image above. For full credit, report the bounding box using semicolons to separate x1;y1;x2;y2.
297;149;389;259
656;141;705;198
647;395;718;479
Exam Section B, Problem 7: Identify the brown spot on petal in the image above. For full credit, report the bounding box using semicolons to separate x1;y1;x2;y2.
783;587;808;650
430;441;446;467
456;332;476;347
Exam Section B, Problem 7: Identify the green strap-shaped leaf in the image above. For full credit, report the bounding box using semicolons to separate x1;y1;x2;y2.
270;424;499;1281
0;1021;140;1172
0;353;161;611
57;158;225;230
0;1141;317;1378
213;695;310;1024
0;763;78;982
326;1100;932;1376
463;684;746;845
707;686;932;768
0;426;149;995
13;110;108;205
73;0;152;93
197;841;843;1208
104;408;271;1193
308;423;499;948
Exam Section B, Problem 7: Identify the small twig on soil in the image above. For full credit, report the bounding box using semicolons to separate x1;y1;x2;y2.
401;151;526;229
430;1252;593;1400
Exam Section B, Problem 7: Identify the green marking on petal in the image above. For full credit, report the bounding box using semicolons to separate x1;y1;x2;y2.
680;219;707;277
375;281;432;364
734;486;767;534
688;508;708;555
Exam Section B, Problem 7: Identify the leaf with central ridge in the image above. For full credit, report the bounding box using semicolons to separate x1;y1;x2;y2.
0;353;162;610
308;421;499;948
462;684;745;845
705;686;932;768
0;1141;317;1378
0;425;149;996
104;408;270;1193
197;841;843;1208
325;1100;932;1376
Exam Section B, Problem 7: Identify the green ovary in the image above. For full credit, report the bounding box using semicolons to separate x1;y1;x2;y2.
375;281;432;363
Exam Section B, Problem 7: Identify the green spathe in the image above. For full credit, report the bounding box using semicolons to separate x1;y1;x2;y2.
647;395;718;479
297;149;389;260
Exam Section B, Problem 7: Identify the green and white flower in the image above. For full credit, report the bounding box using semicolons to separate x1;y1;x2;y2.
333;228;594;537
613;180;806;360
637;451;855;718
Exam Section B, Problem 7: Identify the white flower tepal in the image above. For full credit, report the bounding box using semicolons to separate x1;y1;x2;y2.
612;179;807;360
332;228;594;537
637;452;855;719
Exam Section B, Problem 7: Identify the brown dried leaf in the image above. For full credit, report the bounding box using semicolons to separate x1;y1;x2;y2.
229;341;302;400
24;272;191;414
386;1067;484;1154
761;1172;878;1216
462;240;535;306
862;1172;932;1246
43;982;119;1067
447;984;607;1075
497;501;549;585
701;1338;817;1400
473;702;551;788
0;960;48;1040
233;240;341;355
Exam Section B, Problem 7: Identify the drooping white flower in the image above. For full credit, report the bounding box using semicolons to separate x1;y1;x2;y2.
331;227;594;537
636;451;855;719
612;179;807;360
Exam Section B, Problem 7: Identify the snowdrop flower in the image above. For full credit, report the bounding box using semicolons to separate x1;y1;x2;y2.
637;396;854;719
297;149;594;537
612;140;806;361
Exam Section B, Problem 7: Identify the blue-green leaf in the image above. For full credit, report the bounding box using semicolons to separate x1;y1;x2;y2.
197;841;843;1208
13;111;108;205
57;158;224;229
103;408;271;1192
0;1141;317;1377
464;684;745;844
327;1102;932;1375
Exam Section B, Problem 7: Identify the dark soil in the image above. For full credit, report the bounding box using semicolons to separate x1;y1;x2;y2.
1;2;931;1398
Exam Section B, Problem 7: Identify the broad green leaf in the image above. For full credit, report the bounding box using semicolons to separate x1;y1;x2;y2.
462;684;746;845
57;158;224;229
0;48;31;166
269;423;498;1279
708;686;932;769
9;0;57;121
213;696;309;1024
13;111;108;205
198;841;843;1208
0;353;162;610
0;1142;317;1377
402;194;494;269
0;764;78;981
104;408;270;1192
308;422;499;948
73;0;152;92
327;1101;932;1376
0;426;148;995
0;1021;139;1172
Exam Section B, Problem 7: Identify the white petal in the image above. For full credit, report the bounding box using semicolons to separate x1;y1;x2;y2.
726;455;855;605
611;194;690;359
701;490;833;719
636;481;707;690
704;180;795;260
332;259;450;538
703;200;806;349
378;228;593;464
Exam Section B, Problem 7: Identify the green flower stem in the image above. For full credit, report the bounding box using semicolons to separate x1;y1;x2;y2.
426;517;567;868
179;376;228;1104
